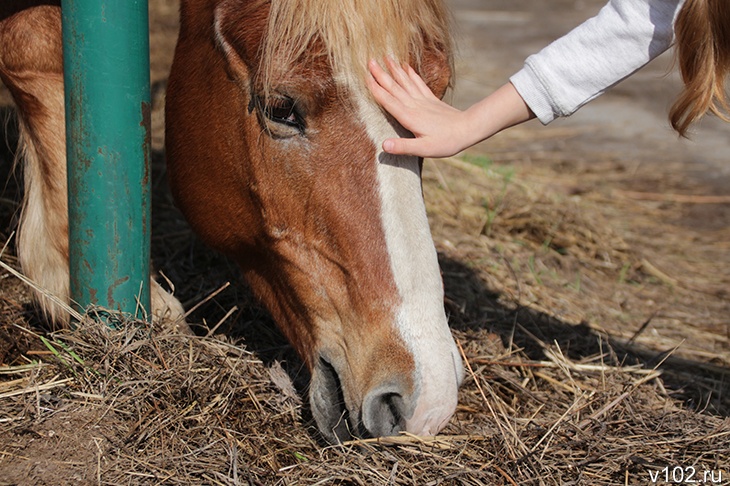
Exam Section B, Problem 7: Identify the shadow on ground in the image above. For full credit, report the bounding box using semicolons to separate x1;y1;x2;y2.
440;255;730;417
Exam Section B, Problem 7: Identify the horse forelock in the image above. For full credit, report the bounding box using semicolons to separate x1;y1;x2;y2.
258;0;452;96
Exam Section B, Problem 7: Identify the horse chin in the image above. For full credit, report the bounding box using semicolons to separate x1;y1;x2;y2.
309;357;351;443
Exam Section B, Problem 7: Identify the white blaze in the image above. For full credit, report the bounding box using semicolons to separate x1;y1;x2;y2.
352;84;465;435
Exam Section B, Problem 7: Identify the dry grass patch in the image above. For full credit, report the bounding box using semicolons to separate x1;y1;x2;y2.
0;308;727;485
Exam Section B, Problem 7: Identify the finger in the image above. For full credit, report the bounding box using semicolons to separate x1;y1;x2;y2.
385;57;423;98
366;63;400;104
369;58;410;101
366;73;420;129
382;137;429;157
406;64;439;100
367;59;393;90
366;71;400;109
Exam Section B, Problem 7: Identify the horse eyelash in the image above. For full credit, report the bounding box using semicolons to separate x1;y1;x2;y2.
252;94;306;135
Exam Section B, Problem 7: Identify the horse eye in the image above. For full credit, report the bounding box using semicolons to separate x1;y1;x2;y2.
262;96;305;131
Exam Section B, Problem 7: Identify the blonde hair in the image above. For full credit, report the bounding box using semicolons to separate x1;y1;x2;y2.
670;0;730;136
258;0;451;94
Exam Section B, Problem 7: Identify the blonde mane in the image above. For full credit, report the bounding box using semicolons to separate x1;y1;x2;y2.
257;0;452;93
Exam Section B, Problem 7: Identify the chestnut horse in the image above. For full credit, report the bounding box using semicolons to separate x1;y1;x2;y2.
0;0;464;442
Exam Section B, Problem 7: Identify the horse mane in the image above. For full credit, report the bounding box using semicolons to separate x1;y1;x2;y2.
258;0;452;94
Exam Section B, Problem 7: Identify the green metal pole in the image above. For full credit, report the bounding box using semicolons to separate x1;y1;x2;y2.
62;0;152;322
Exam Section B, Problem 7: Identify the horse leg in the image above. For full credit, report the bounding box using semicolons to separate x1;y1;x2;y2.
0;3;187;330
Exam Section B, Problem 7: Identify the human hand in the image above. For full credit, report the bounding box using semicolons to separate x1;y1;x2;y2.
366;57;475;158
367;58;535;158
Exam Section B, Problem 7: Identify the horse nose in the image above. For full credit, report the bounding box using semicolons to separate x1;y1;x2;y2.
361;386;407;437
362;342;463;438
310;358;410;442
310;342;462;442
361;376;458;438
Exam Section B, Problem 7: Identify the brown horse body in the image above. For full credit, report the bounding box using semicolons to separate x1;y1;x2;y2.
1;0;463;442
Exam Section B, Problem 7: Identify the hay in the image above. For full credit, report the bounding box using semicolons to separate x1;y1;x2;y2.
0;308;727;485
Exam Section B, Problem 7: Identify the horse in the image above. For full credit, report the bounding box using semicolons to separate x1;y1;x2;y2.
0;0;464;442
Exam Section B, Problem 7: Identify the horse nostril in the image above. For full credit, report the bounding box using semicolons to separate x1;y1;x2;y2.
362;389;407;438
310;357;413;441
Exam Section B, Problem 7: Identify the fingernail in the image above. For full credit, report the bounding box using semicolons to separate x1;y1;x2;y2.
383;140;394;152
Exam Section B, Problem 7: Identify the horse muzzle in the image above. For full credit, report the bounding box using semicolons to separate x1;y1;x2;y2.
309;343;463;443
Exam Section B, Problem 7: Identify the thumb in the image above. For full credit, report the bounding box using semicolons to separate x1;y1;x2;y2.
382;137;425;156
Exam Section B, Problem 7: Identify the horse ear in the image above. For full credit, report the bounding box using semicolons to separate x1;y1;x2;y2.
213;0;266;84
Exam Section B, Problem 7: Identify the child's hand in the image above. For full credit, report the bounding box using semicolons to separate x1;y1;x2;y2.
367;58;535;158
366;58;473;158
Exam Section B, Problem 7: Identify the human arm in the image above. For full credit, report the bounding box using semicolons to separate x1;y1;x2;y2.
368;0;685;157
511;0;684;123
367;58;535;158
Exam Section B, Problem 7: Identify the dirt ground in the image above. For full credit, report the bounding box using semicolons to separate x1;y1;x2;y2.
447;0;730;366
1;1;729;485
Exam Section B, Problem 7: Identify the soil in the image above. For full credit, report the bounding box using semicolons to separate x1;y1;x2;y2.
447;0;730;359
1;1;728;485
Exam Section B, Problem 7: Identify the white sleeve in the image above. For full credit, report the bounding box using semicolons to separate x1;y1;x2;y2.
509;0;685;124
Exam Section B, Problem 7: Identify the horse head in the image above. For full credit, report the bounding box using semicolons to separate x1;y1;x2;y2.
166;0;463;442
